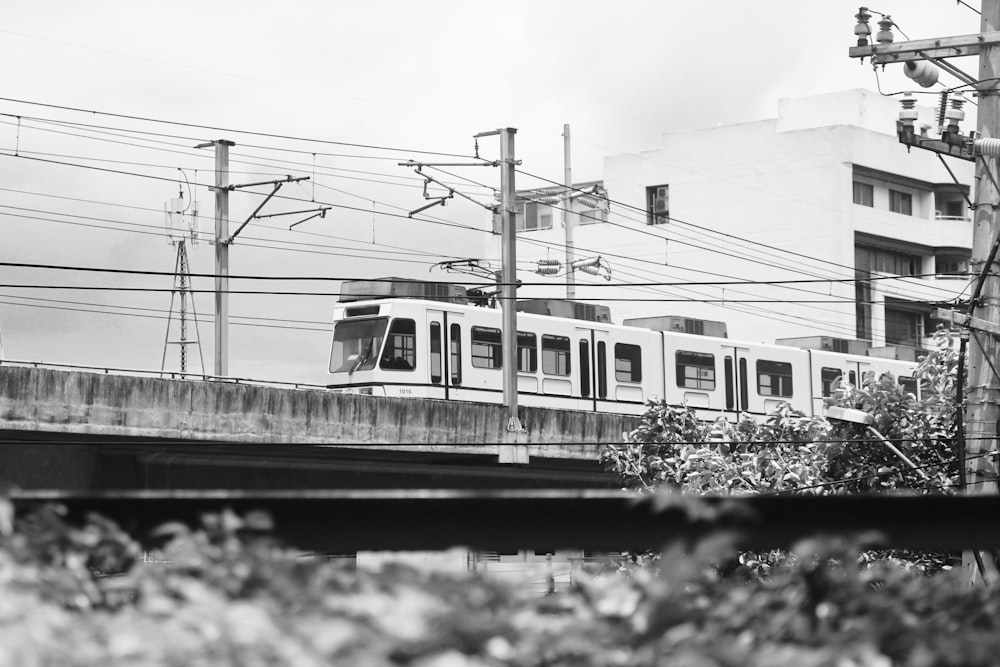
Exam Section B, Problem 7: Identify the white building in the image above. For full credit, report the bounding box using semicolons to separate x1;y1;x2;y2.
506;89;973;358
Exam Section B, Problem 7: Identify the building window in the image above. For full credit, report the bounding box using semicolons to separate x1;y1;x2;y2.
576;208;606;226
646;185;669;225
885;308;922;347
515;201;553;232
855;278;872;341
757;359;793;397
853;181;874;207
889;189;913;215
935;252;970;275
675;351;715;390
517;332;537;372
855;244;922;277
615;343;642;382
943;200;964;218
380;318;416;370
542;335;571;376
471;326;502;369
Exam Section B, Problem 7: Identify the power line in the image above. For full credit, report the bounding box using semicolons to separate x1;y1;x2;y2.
0;260;961;291
0;96;486;160
516;169;966;298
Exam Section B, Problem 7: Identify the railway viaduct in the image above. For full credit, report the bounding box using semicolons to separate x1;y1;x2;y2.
0;364;638;491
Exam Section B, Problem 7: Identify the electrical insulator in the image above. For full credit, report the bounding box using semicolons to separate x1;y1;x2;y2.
944;92;966;131
854;7;872;47
536;258;561;275
898;93;918;131
875;15;894;44
903;60;939;88
577;264;602;276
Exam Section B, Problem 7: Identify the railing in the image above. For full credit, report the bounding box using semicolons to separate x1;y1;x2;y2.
0;358;326;391
9;489;1000;553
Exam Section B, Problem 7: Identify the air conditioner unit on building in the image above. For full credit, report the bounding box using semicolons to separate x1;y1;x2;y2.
653;198;669;214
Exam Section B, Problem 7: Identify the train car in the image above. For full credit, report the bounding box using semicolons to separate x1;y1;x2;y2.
327;279;921;419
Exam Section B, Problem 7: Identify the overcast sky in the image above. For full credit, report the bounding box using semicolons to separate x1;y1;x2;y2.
0;1;982;384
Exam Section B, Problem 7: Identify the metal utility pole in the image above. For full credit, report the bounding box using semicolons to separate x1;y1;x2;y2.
196;139;235;378
499;127;523;434
404;131;527;462
562;124;576;300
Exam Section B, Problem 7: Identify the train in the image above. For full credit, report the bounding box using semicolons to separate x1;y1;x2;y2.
326;279;920;419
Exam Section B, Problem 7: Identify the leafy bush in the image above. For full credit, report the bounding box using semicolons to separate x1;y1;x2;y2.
603;330;962;497
3;498;1000;666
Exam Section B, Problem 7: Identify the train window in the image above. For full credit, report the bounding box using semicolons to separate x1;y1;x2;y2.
542;335;571;376
615;343;642;383
471;326;502;369
597;342;608;399
450;324;462;385
848;370;857;386
330;318;388;373
724;356;735;410
517;332;537;372
821;367;842;397
579;339;591;397
676;351;715;390
380;319;416;370
757;359;793;397
899;375;918;396
430;323;442;384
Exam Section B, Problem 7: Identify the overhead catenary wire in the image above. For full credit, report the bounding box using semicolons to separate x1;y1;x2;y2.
0;96;488;161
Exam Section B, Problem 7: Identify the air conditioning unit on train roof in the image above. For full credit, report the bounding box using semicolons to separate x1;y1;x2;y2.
867;345;925;362
775;336;869;356
517;299;612;323
338;278;468;304
623;315;728;338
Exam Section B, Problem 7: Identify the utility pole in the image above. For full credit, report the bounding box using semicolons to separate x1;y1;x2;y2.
403;131;527;462
967;2;1000;501
196;139;235;378
850;2;1000;586
563;124;576;300
499;128;524;435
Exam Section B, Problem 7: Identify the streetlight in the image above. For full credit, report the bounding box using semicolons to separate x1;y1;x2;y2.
825;406;929;480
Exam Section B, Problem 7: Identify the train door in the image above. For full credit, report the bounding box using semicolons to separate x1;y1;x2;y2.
426;308;466;402
591;329;611;411
720;345;751;416
575;326;602;412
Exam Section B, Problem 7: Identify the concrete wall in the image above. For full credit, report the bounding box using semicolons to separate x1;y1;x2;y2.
0;365;637;459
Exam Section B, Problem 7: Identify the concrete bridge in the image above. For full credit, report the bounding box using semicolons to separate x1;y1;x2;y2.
0;364;638;491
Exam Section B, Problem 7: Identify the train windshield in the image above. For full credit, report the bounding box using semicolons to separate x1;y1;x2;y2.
330;318;388;373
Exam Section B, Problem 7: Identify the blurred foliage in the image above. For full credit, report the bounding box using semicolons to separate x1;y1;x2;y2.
1;496;1000;666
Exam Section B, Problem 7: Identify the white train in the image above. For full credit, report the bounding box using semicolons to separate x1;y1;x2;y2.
327;279;919;419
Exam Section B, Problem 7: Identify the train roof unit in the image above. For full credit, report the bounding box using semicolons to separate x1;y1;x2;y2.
516;299;612;323
775;336;870;356
338;278;468;304
623;315;728;338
